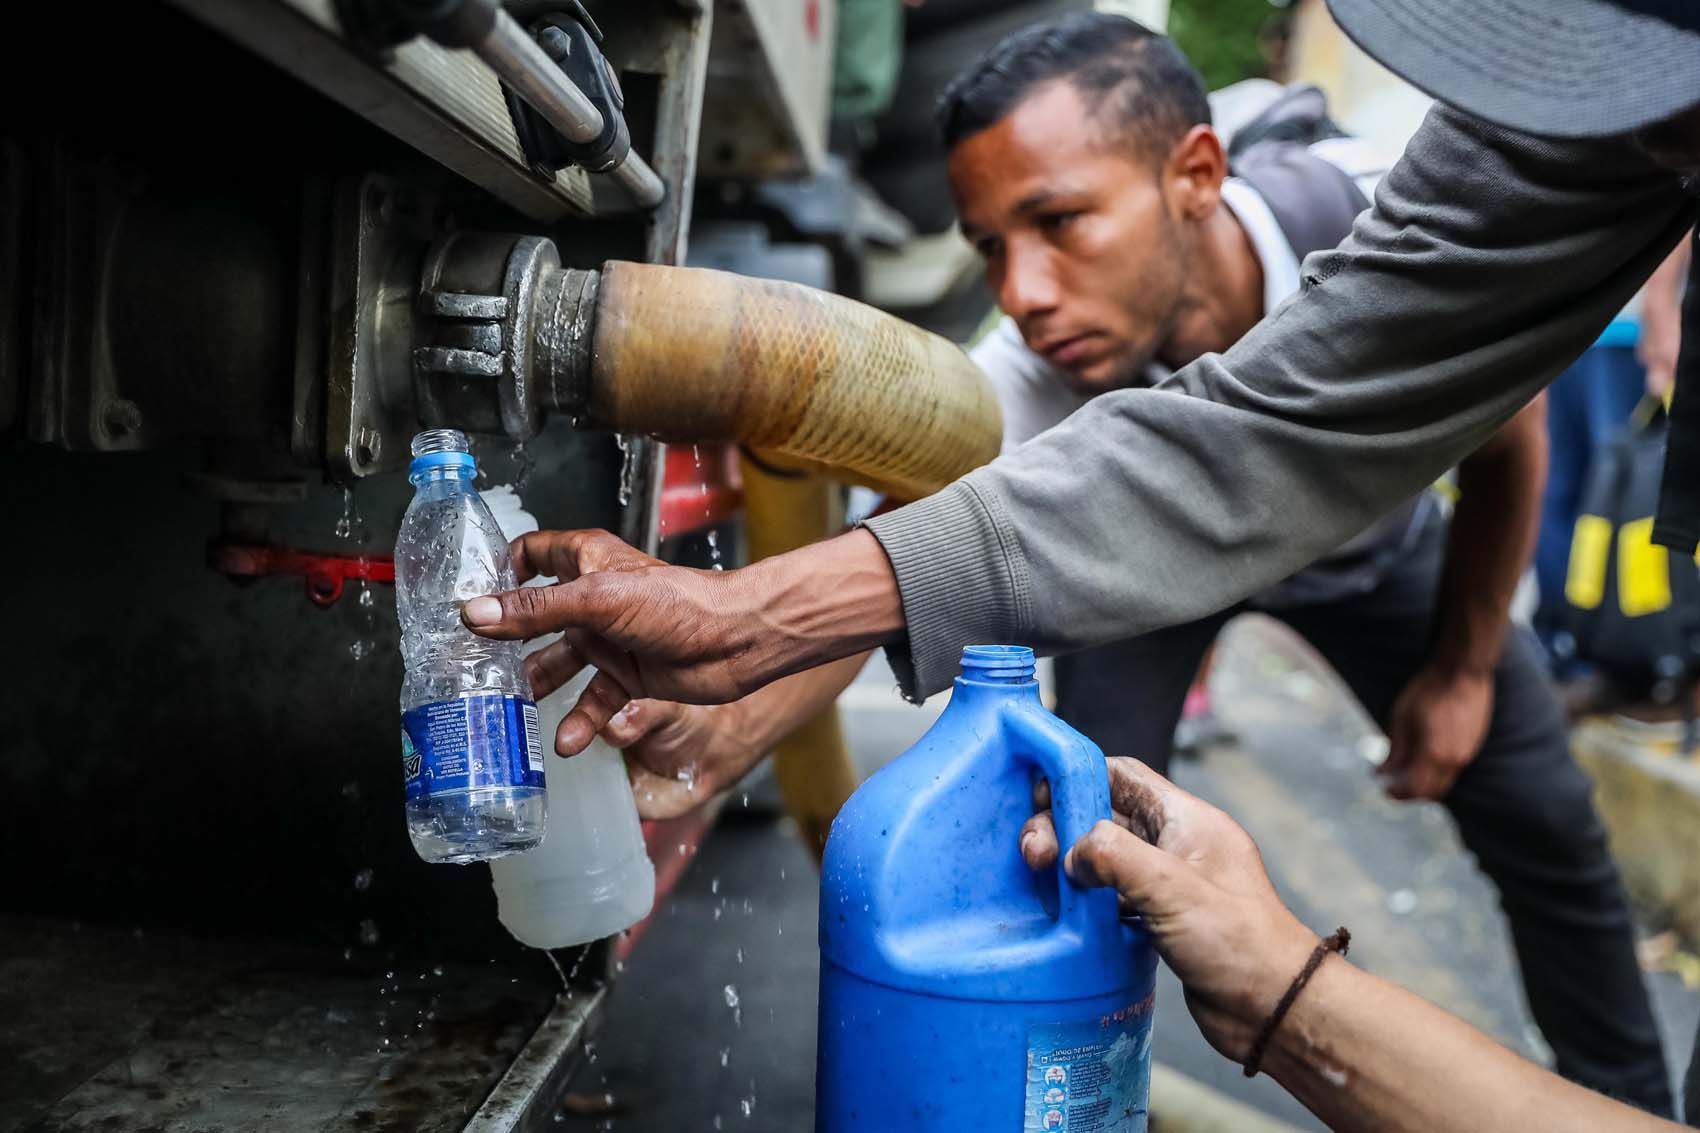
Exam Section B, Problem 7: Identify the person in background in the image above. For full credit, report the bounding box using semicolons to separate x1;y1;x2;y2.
831;0;928;158
1643;241;1691;404
1535;241;1690;679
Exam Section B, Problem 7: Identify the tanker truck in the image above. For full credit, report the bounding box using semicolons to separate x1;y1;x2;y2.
0;2;1015;1127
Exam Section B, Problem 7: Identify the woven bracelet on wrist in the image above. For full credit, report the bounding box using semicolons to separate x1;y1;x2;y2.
1242;926;1351;1079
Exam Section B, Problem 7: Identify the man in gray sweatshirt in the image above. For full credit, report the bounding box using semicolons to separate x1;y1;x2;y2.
463;0;1700;1114
947;16;1668;1108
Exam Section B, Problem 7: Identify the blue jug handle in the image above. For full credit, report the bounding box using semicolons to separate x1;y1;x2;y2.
1003;703;1118;939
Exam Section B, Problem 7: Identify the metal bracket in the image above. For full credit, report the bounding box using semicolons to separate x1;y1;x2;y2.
27;146;149;451
321;175;443;479
501;4;631;177
328;0;662;209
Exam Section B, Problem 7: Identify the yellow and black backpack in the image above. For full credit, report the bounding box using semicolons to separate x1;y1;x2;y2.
1565;397;1700;705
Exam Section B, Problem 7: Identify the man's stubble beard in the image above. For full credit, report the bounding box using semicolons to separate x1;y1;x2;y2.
1066;298;1183;398
1065;344;1162;397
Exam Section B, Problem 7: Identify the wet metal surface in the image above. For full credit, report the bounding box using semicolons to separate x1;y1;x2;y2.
1;917;561;1132
465;989;604;1133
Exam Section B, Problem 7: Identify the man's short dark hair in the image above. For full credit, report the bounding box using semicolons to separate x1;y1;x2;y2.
936;12;1211;163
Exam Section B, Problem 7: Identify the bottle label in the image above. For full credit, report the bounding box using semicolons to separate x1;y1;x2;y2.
401;694;545;800
1024;994;1154;1131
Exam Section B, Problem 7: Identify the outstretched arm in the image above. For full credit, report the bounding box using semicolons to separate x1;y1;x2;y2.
463;527;899;754
865;107;1692;696
608;653;869;819
1021;760;1685;1133
1639;239;1691;400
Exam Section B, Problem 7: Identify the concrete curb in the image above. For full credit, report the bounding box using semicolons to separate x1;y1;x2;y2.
1150;1064;1306;1133
1572;716;1700;946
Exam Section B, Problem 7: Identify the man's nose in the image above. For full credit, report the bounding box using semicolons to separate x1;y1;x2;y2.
997;244;1061;321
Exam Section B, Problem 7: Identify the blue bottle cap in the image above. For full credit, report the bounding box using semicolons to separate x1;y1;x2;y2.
409;450;476;476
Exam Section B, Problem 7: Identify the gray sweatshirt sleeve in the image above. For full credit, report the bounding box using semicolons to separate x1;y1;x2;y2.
865;105;1696;700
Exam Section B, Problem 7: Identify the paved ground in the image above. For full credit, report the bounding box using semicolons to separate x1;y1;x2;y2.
565;625;1700;1131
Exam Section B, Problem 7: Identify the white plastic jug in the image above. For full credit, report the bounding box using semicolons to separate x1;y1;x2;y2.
482;485;656;948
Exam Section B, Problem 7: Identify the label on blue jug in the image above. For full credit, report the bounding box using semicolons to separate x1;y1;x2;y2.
401;694;545;800
1024;993;1155;1131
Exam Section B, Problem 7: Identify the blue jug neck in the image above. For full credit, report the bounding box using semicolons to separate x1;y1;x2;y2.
952;644;1040;704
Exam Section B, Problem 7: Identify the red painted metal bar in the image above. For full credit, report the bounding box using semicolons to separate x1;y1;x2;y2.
209;543;395;608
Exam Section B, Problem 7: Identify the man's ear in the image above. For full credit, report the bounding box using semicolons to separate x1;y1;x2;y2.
1165;124;1227;222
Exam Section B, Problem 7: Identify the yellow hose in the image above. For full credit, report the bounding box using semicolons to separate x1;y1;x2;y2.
581;261;1002;501
538;259;1004;858
740;456;861;862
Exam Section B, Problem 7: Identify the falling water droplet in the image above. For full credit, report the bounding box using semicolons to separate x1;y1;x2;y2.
352;868;374;892
545;951;570;993
510;442;534;493
335;488;356;540
334;485;371;543
616;434;639;508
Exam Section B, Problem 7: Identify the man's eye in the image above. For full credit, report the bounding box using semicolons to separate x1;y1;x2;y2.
975;239;1003;259
1041;211;1081;232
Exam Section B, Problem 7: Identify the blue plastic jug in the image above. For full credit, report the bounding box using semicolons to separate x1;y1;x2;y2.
818;645;1157;1131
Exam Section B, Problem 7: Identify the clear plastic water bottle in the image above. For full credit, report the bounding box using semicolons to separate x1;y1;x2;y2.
395;429;546;864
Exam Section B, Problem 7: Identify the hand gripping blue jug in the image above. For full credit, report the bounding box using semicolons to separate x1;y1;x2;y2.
818;646;1157;1131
